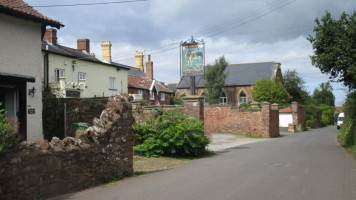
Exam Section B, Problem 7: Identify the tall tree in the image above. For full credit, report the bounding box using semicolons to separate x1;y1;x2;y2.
283;69;309;104
251;78;291;104
312;81;335;106
307;11;356;90
204;56;228;104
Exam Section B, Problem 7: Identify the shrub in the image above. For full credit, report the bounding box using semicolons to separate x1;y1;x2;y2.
339;91;356;147
0;103;20;153
133;110;210;157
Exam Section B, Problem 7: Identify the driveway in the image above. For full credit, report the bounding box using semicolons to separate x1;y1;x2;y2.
50;126;356;200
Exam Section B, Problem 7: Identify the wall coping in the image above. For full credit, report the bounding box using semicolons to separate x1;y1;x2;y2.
182;95;204;102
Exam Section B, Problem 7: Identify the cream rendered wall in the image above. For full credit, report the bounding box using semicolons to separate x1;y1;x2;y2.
44;53;128;97
0;13;43;142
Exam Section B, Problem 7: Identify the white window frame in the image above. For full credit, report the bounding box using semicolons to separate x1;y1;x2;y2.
54;69;64;82
219;92;227;105
78;72;86;82
137;89;142;95
109;77;115;90
149;91;154;100
238;91;247;107
160;93;165;101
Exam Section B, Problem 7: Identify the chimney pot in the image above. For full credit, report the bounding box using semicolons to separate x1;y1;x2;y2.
77;39;90;53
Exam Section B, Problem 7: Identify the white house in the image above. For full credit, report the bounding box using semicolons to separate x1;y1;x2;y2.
0;0;63;141
42;29;129;98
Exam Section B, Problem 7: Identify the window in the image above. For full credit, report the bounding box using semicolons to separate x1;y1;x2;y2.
54;69;64;82
109;77;115;89
219;92;227;105
137;89;142;95
78;72;86;82
160;93;165;101
149;91;154;100
238;91;247;107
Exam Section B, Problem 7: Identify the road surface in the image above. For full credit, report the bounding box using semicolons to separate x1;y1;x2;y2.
51;126;356;200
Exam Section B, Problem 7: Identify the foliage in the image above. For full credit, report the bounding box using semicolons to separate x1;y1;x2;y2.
319;104;335;125
251;77;291;104
311;81;335;106
283;69;309;104
305;103;335;128
204;56;228;104
42;88;64;140
339;91;356;147
0;102;21;153
133;110;210;157
307;11;356;90
171;96;184;105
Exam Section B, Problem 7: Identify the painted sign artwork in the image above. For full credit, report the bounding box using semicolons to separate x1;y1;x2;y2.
182;44;204;75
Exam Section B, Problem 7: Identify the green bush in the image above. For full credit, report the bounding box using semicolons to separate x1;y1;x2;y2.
339;91;356;147
0;103;20;153
133;110;211;157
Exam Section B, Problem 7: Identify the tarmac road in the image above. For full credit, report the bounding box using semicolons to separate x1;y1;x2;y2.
50;126;356;200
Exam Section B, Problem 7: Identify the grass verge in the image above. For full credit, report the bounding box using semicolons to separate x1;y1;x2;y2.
213;132;264;139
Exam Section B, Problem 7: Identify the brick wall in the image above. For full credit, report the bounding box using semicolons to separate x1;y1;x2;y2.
292;102;307;130
0;94;133;200
204;103;279;138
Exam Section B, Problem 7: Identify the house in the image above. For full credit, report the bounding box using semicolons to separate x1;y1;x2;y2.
176;62;283;106
0;0;63;141
128;53;173;105
42;29;129;98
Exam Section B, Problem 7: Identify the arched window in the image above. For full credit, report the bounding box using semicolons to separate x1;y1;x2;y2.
238;91;247;106
219;92;227;105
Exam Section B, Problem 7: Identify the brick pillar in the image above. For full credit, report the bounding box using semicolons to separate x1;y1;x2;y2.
292;101;298;126
261;102;271;138
271;103;280;137
182;96;204;122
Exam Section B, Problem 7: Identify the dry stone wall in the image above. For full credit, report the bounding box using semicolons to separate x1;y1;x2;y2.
0;94;133;200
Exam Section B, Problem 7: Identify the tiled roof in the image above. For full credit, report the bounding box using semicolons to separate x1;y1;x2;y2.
128;75;173;93
279;107;292;113
166;83;177;92
42;41;130;70
128;67;146;77
177;62;277;89
0;0;63;28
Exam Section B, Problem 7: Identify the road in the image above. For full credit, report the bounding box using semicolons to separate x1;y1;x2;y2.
51;126;356;200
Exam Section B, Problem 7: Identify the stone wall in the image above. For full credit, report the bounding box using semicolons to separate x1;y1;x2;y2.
204;102;279;138
0;94;133;200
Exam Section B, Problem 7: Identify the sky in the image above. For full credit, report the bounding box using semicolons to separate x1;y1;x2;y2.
26;0;355;106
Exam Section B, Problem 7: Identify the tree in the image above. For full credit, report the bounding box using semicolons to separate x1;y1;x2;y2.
204;56;228;104
312;81;335;106
283;69;309;104
251;78;291;104
307;11;356;90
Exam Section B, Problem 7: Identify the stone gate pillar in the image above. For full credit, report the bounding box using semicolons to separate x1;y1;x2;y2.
182;96;204;122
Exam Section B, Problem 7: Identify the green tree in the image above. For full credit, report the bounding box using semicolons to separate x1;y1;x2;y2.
311;81;335;106
283;69;309;104
251;78;291;104
204;56;228;104
307;11;356;90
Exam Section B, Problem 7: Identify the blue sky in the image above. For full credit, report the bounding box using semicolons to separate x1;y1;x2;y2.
27;0;355;106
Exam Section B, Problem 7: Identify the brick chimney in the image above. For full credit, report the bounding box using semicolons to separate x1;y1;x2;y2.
101;41;112;63
146;55;153;80
77;39;90;53
43;29;57;45
135;51;144;71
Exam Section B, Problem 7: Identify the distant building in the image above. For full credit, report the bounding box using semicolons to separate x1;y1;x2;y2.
128;54;173;105
176;62;283;106
0;0;63;141
42;29;129;98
